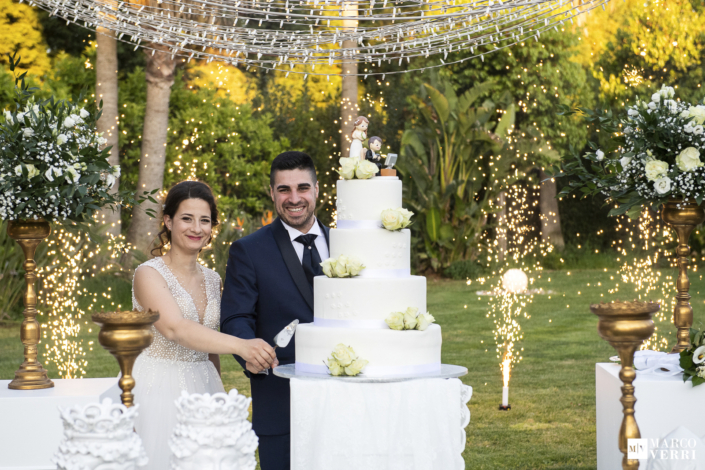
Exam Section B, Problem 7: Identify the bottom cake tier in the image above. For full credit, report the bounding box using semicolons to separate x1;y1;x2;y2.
295;323;442;377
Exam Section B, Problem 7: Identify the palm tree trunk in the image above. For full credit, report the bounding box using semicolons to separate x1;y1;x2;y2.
95;26;121;237
125;45;176;256
340;2;358;159
539;170;565;250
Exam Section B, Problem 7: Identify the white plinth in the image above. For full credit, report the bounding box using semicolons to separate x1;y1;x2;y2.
290;377;471;470
0;378;120;470
596;362;705;470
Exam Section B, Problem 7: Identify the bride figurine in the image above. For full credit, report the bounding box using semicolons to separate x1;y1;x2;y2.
349;116;369;160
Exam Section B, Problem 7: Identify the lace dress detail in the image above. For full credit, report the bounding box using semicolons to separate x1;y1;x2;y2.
130;257;225;469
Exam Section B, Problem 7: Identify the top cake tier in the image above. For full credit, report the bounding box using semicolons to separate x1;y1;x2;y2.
336;177;401;228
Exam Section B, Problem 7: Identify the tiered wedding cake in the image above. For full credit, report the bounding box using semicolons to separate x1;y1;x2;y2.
295;176;442;377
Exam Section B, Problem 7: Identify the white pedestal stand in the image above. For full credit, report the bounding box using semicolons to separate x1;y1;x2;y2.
596;363;705;470
275;364;472;470
0;378;120;470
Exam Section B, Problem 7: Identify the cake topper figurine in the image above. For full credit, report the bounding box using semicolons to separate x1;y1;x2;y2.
349;116;369;160
365;136;384;175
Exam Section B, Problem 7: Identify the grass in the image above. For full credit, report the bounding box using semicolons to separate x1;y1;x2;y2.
2;269;705;469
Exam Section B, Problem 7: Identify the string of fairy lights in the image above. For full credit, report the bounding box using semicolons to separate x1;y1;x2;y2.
25;0;608;76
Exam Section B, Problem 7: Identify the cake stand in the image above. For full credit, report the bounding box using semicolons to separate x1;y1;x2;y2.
273;363;468;382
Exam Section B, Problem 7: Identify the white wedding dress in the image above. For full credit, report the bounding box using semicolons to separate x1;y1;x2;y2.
130;257;225;469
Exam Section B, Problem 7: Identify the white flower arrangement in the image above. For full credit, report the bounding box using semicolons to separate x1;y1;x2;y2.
680;328;705;386
320;254;365;278
385;307;436;331
557;85;705;217
380;208;413;231
325;344;368;376
337;157;378;180
0;55;152;223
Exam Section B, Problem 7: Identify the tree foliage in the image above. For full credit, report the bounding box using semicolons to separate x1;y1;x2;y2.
0;0;50;77
399;80;524;271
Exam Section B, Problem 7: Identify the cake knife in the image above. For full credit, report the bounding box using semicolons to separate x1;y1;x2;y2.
256;319;299;375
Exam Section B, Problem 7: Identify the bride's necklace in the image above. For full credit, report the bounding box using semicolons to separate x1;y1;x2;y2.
164;257;207;319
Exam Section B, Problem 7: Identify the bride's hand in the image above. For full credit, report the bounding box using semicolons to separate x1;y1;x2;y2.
239;339;277;370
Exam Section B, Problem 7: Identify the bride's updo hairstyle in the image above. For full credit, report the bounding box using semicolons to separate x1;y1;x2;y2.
151;181;220;256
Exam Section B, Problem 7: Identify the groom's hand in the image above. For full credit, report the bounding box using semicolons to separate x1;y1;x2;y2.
246;361;266;374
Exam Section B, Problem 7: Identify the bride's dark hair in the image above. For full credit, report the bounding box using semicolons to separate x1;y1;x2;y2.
150;181;220;257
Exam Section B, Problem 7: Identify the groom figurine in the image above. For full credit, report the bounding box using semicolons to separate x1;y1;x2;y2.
221;151;329;470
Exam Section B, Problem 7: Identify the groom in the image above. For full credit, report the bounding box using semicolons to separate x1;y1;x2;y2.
220;151;329;470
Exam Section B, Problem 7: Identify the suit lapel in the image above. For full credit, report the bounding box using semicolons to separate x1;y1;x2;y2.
272;217;314;310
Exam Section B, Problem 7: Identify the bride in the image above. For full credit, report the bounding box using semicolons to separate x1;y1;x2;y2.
130;180;278;468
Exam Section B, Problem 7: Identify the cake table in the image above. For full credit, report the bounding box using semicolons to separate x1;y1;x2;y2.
275;365;472;470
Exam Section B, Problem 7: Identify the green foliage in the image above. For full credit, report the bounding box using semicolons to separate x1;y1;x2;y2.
0;223;28;319
117;66;288;224
0;0;50;77
399;79;523;272
443;259;487;280
443;29;594;158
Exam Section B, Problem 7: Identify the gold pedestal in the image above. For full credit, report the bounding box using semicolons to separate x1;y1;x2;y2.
92;310;159;407
661;199;705;352
7;219;53;390
591;300;658;470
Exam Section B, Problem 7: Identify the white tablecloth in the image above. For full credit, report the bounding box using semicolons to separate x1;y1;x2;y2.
596;363;705;470
0;378;120;469
290;377;472;470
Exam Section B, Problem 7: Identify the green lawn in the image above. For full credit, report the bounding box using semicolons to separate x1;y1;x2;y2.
2;269;705;469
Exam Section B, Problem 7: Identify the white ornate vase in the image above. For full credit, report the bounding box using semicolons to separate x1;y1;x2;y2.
169;389;258;470
53;398;148;470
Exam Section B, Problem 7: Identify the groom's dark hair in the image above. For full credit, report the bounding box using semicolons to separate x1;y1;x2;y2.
270;151;317;187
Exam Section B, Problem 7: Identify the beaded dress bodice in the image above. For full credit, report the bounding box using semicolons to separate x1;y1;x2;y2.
132;257;221;363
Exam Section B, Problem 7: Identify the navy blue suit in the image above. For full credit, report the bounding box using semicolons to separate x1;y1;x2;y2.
220;217;329;470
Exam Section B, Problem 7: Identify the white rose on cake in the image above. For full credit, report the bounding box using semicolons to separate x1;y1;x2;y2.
355;160;378;179
321;254;365;278
385;311;405;330
339;157;357;180
676;147;704;172
381;208;404;231
327;358;343;376
403;307;418;330
321;258;336;278
415;312;436;331
381;208;413;231
333;255;350;278
644;159;669;181
347;257;365;277
326;344;367;376
345;359;369;376
331;343;354;367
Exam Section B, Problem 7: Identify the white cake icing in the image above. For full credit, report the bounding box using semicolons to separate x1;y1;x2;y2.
329;228;410;277
336;177;402;227
295;324;441;377
314;276;426;328
296;177;442;377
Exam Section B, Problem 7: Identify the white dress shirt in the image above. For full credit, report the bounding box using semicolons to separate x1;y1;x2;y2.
281;218;330;264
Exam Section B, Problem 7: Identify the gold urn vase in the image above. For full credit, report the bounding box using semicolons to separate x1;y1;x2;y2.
92;310;159;407
591;300;658;470
661;199;705;352
7;219;53;390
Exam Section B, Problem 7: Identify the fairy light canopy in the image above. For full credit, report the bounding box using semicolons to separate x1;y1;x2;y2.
27;0;608;76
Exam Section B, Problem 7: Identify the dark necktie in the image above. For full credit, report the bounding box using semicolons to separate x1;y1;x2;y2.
295;234;323;287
